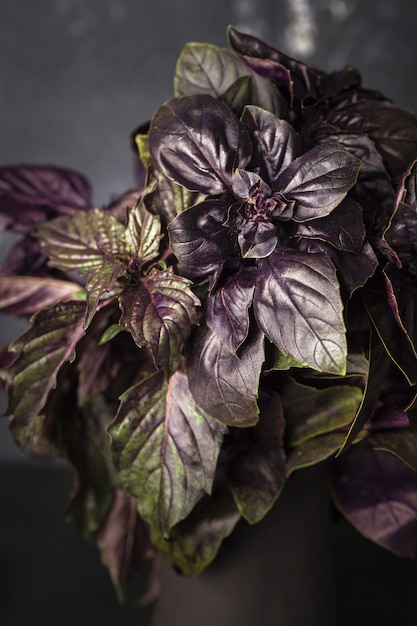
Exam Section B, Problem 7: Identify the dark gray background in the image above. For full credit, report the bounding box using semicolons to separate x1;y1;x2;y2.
2;1;417;624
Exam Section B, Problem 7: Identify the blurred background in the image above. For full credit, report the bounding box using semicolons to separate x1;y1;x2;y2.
2;1;417;624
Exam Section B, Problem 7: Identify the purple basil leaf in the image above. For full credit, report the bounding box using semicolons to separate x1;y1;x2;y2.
329;441;417;558
206;266;256;353
275;143;360;221
288;197;365;253
0;275;82;317
227;26;321;105
0;236;48;277
323;132;395;237
2;301;86;449
384;201;417;265
151;458;240;577
348;100;417;183
118;266;199;376
227;391;286;524
187;323;264;427
109;370;226;535
384;264;417;356
241;106;300;183
238;219;278;258
0;165;92;232
298;239;378;296
36;208;127;273
254;249;347;374
97;489;157;602
168;199;237;266
148;94;252;195
281;378;363;447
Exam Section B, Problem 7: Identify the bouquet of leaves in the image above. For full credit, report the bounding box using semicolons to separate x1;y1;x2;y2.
2;26;417;597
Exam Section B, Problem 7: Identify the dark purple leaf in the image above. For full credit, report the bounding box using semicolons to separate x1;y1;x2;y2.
3;301;86;449
275;144;360;221
329;441;417;558
0;165;92;232
206;266;256;353
254;250;347;374
238;219;278;258
149;94;252;194
227;26;321;105
323;132;395;236
168;199;237;266
109;370;226;534
118;267;199;375
298;239;378;296
0;276;82;316
0;236;47;277
384;264;417;356
384;201;417;265
348;101;417;183
97;489;157;602
187;324;264;427
241;106;300;183
288;197;365;253
227;391;286;523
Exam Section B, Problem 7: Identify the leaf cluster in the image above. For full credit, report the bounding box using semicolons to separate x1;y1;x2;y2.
2;27;417;594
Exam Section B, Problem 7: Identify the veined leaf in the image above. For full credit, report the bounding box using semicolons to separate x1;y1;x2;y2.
124;201;161;267
227;391;286;524
187;324;264;426
241;106;300;183
109;370;227;535
276;144;361;221
118;267;200;375
330;441;417;558
0;275;83;316
0;165;92;232
174;42;286;116
85;262;126;329
206;266;256;353
36;208;126;273
254;250;347;374
150;458;240;577
3;301;86;449
149;94;252;195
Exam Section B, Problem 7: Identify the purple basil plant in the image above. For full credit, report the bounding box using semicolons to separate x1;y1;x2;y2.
2;26;417;597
